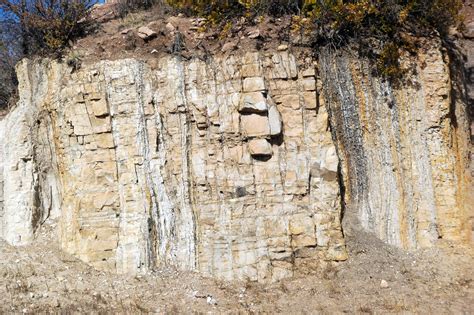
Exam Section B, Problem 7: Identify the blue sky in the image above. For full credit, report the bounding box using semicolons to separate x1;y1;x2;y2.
1;0;106;20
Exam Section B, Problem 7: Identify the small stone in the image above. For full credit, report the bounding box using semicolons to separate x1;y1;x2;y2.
221;42;237;53
303;78;316;91
247;29;261;39
206;296;217;305
91;99;109;117
197;18;207;26
137;26;157;40
302;67;316;77
303;92;317;110
462;21;474;39
165;22;176;33
380;280;389;289
241;63;262;77
277;44;288;51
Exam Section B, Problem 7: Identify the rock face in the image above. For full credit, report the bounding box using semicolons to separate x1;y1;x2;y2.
0;45;471;282
320;39;472;249
0;52;346;282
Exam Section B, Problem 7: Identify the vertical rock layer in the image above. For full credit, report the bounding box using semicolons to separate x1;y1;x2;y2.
320;39;472;249
0;52;346;282
0;42;471;281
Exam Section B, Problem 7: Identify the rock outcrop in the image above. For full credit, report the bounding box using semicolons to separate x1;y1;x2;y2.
0;52;346;282
0;44;471;282
320;39;472;249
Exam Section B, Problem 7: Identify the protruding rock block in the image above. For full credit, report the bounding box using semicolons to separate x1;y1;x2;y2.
0;54;357;284
268;105;282;136
240;114;270;138
239;92;268;113
303;78;316;91
241;63;262;78
248;139;272;157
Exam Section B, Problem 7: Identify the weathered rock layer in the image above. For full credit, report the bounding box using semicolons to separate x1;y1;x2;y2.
321;39;472;249
0;52;346;282
0;44;471;282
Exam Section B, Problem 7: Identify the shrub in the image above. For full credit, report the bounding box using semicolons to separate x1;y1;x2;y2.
0;0;98;56
302;0;462;79
164;0;462;35
304;0;463;42
0;20;21;109
0;56;17;109
165;0;462;80
116;0;163;17
165;0;305;22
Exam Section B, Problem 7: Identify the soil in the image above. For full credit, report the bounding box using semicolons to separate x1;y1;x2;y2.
72;4;310;65
1;222;472;313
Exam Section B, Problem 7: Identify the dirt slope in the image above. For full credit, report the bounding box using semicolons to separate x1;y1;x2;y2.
1;222;472;313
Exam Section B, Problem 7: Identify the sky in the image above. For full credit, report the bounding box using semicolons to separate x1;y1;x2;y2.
0;0;106;20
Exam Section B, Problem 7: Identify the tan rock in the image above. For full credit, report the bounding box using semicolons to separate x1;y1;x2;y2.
165;22;175;32
240;114;270;138
243;77;266;92
91;99;109;117
239;92;268;113
94;133;115;149
303;78;316;91
91;116;111;134
302;67;316;77
303;92;317;109
248;139;272;157
268;105;282;136
221;42;237;53
137;26;157;40
276;94;300;110
241;64;262;78
247;29;261;39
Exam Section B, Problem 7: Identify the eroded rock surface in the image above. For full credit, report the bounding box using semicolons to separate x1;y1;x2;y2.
0;52;345;282
320;40;472;249
0;45;471;282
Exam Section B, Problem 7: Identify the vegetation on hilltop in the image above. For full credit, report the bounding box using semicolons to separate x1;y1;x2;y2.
164;0;463;79
0;0;465;108
0;0;97;108
165;0;462;35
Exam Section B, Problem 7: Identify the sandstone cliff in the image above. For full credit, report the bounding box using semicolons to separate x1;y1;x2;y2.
0;43;471;282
